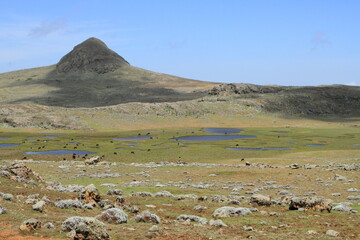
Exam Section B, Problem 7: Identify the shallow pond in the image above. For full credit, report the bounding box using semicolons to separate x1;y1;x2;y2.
0;137;11;140
171;135;256;141
307;144;326;147
203;128;242;134
114;136;153;141
227;147;294;151
25;150;95;155
0;144;20;147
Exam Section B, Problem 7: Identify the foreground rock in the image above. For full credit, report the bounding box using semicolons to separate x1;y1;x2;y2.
0;162;44;184
212;206;252;218
96;208;128;224
61;216;109;240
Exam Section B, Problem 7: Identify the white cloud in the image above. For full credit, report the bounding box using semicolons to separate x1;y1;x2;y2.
345;81;358;86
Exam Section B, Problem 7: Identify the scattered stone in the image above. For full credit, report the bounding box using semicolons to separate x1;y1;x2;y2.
289;163;299;169
55;199;82;209
154;190;174;197
61;216;109;240
194;205;207;212
148;225;161;232
131;192;154;197
96;208;128;224
269;212;278;216
243;226;254;231
0;206;7;214
20;219;41;232
84;156;101;165
209;219;228;227
334;174;347;181
107;189;123;196
209;174;217;177
331;193;341;196
347;195;360;200
115;196;126;204
32;200;46;212
123;205;139;213
177;215;208;224
326;229;340;237
83;204;94;210
307;230;318;235
212;206;252;218
250;194;272;206
100;183;117;187
2;193;14;201
347;188;359;192
98;199;114;209
135;210;160;224
332;204;353;212
43;222;54;229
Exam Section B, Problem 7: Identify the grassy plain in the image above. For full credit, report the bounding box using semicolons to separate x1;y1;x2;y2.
0;114;359;239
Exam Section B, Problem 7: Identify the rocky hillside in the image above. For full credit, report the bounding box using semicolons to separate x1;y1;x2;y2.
0;38;217;108
209;83;360;116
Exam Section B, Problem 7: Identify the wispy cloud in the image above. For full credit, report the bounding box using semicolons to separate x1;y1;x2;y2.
311;32;331;51
28;18;67;37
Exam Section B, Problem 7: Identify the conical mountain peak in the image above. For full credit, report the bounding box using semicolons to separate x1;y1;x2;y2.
56;37;129;74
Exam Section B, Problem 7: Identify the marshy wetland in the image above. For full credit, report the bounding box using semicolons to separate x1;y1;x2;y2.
0;125;359;239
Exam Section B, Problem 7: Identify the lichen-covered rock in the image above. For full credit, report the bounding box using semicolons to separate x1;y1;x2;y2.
347;195;360;200
32;200;46;212
0;206;7;214
61;216;109;240
177;215;208;224
3;193;14;201
84;156;101;165
332;204;353;212
20;219;41;232
212;206;252;218
289;197;333;213
193;205;207;212
123;205;139;214
154;190;174;197
96;208;128;224
135;210;160;224
55;199;83;209
250;194;272;207
209;219;228;227
131;192;154;197
106;189;123;196
43;222;55;229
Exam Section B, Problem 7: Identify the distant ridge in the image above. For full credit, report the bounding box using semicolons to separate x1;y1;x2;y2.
56;37;129;74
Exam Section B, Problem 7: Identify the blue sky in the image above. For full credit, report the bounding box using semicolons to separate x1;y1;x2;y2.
1;0;359;86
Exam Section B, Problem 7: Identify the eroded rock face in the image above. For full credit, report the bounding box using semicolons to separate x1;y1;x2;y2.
61;216;109;240
56;37;129;74
79;184;101;206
